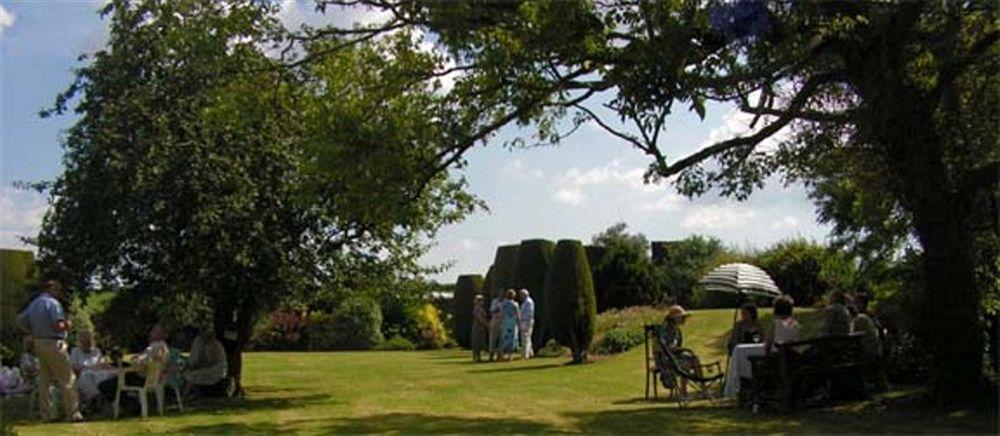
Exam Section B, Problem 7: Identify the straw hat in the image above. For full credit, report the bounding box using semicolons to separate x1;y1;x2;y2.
666;305;691;319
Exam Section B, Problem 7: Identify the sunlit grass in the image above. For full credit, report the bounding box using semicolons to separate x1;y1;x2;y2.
4;309;994;434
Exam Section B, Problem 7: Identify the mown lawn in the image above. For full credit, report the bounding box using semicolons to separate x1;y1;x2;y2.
4;309;996;434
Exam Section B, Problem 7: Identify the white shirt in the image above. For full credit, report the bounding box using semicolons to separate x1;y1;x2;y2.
70;346;103;372
772;317;801;346
519;297;535;323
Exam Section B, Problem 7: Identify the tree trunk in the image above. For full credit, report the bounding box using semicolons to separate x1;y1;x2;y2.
214;304;255;397
912;197;983;404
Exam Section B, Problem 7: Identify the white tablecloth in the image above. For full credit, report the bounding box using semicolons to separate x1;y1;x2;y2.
723;343;766;398
76;368;117;400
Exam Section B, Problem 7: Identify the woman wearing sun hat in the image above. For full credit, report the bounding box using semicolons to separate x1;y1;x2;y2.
656;305;702;397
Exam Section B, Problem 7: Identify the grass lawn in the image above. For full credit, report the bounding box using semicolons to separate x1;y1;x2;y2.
4;309;996;434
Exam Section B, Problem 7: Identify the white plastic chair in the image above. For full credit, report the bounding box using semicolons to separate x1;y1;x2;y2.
113;357;183;419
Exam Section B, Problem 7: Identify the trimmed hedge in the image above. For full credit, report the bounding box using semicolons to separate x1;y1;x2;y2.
452;274;484;348
330;297;384;350
490;245;520;298
585;245;607;311
514;239;554;352
545;240;597;364
1;249;37;364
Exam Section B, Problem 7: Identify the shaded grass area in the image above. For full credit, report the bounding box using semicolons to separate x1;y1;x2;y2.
5;309;995;434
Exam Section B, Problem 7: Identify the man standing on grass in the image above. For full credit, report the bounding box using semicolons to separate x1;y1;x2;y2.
518;289;535;360
17;280;83;422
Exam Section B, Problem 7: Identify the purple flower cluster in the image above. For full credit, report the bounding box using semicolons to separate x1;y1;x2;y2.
709;0;771;42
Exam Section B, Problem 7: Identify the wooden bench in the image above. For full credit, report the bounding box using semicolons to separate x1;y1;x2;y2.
748;333;868;412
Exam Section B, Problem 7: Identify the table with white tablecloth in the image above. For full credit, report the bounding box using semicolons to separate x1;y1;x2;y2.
723;343;766;398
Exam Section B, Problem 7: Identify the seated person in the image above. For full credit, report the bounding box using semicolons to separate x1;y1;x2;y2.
764;296;801;353
182;326;227;397
820;291;852;336
653;305;701;397
19;337;39;381
98;323;170;404
71;331;116;404
850;294;888;391
727;303;762;353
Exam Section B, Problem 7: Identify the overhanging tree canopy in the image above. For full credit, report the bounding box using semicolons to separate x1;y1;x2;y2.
288;0;998;402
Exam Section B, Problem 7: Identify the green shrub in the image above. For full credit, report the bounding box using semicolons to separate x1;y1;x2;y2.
514;239;555;351
452;274;484;348
330;297;384;350
593;328;645;355
375;335;417;351
545;240;597;364
534;339;568;358
490;245;520;297
415;303;451;349
0;249;38;365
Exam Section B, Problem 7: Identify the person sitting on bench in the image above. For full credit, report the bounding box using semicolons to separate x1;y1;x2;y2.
764;296;801;353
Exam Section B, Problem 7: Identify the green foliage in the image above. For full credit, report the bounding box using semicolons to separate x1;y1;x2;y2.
755;239;857;307
414;304;452;350
513;239;555;350
591;224;663;311
545;240;597;363
0;249;37;364
656;236;726;308
490;245;520;298
37;0;478;388
452;274;484;348
592;328;645;355
328;297;384;351
374;335;417;351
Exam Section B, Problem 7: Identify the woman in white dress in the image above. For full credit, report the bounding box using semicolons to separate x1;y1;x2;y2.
71;331;116;402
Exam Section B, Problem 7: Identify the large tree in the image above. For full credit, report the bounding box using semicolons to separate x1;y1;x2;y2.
294;0;998;402
36;0;476;394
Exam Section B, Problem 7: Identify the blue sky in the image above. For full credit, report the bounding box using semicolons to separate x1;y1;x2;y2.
0;1;830;284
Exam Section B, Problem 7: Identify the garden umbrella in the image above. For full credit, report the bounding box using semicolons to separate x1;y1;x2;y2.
699;263;781;369
699;263;781;298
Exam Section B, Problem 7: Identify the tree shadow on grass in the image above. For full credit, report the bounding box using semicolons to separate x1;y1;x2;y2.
573;389;997;434
322;412;555;433
468;362;564;374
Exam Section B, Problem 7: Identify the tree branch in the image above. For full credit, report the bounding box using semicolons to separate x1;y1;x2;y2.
655;73;836;179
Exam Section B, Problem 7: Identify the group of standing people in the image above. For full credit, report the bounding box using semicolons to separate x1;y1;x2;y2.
12;279;229;422
470;288;535;362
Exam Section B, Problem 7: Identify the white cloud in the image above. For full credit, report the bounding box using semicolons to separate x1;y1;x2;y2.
0;187;48;250
698;106;793;155
680;204;758;230
458;238;478;251
501;159;543;180
550;160;668;206
639;194;684;213
278;0;391;31
770;216;799;230
0;5;15;32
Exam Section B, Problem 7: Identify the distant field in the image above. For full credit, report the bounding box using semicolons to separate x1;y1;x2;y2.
5;309;995;434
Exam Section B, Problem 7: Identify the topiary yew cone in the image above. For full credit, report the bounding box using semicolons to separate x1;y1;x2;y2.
545;240;597;364
513;239;555;352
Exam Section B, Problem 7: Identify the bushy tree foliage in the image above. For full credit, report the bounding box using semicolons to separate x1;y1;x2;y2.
545;240;597;364
0;250;38;362
590;224;663;310
297;0;997;401
35;0;477;393
755;239;857;307
656;235;726;307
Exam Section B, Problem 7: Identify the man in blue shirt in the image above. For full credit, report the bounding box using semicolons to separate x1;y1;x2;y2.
17;280;82;422
518;289;535;360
